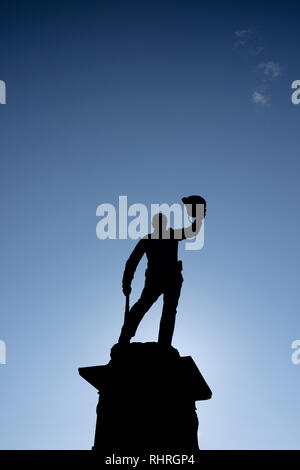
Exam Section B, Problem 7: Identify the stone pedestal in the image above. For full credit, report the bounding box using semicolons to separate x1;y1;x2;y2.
79;342;212;460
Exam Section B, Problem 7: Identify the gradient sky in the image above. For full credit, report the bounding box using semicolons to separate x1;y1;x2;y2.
1;0;300;450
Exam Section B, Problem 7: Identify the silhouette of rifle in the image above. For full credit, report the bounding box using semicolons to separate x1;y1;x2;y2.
124;294;130;323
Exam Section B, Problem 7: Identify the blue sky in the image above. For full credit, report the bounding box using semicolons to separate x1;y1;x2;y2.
1;0;300;449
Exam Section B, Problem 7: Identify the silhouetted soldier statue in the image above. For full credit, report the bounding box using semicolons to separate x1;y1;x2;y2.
79;195;211;456
118;196;206;346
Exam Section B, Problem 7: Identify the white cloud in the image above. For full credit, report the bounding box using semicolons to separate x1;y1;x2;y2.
258;61;281;78
235;29;252;38
251;91;269;106
234;29;263;55
234;29;281;108
254;46;264;56
234;29;252;47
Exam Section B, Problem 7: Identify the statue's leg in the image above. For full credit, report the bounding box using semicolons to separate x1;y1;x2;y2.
158;272;183;346
118;282;162;344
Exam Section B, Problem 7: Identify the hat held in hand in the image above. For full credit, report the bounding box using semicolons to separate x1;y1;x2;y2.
182;195;207;219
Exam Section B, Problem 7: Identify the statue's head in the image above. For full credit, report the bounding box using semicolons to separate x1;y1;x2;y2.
152;212;168;232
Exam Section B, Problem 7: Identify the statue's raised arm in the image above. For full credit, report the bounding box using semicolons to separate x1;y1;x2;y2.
172;195;206;240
